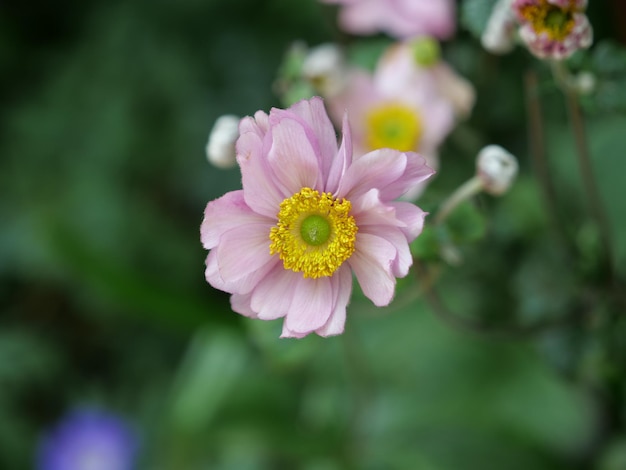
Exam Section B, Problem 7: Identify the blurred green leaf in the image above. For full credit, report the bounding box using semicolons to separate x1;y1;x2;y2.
169;329;249;433
460;0;498;39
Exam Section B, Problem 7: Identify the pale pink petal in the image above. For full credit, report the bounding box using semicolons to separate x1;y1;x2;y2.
348;233;397;306
266;117;321;195
418;99;456;154
361;224;413;277
201;190;272;249
282;97;339;182
284;276;334;333
238;111;268;138
237;130;284;218
379;152;436;200
316;265;353;337
250;267;299;320
280;324;308;339
351;188;399;226
326;113;352;194
206;250;280;295
214;223;274;282
339;0;390;35
390;201;428;240
230;293;258;318
337;148;407;200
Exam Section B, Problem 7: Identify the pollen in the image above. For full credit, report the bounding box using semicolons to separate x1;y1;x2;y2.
365;103;422;152
269;187;358;279
519;0;575;41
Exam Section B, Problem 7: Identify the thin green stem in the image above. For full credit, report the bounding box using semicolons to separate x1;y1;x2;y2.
523;68;571;247
434;176;483;225
552;61;615;275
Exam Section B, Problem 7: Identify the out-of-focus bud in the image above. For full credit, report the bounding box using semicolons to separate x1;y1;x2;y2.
410;36;441;67
476;145;518;195
481;0;517;55
574;71;596;95
205;115;240;169
302;43;347;98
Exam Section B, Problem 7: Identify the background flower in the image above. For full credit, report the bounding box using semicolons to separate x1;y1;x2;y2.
325;43;457;198
36;408;138;470
513;0;593;59
321;0;456;40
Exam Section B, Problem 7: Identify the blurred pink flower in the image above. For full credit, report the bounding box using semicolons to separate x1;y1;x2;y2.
201;97;433;338
512;0;592;59
322;0;456;40
326;42;457;198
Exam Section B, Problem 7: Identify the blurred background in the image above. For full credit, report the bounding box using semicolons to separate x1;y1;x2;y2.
2;0;626;468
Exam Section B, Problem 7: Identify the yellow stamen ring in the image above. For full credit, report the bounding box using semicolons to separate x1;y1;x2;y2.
269;187;357;279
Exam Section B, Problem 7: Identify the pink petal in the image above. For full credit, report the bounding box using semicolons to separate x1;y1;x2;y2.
205;250;280;295
391;201;427;240
316;265;353;337
351;188;400;226
282;97;339;183
337;148;407;200
250;266;299;320
230;293;258;318
379;152;436;201
348;233;397;306
284;276;334;334
201;190;272;250
266;116;321;195
361;224;413;277
280;324;308;339
238;111;268;138
339;0;389;35
237;130;284;218
214;223;274;282
326;113;352;194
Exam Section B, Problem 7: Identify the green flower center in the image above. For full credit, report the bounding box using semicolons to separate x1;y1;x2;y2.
300;214;331;246
519;1;575;41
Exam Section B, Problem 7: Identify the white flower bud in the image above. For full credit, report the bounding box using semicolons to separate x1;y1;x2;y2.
205;115;240;169
476;145;518;195
481;0;517;55
574;71;596;95
302;43;347;97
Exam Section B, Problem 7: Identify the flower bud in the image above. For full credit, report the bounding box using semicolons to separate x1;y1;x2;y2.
574;71;596;95
302;43;347;97
206;115;240;169
481;0;516;55
476;145;518;195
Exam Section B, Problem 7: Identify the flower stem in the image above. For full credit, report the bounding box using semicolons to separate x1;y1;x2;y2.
552;61;615;275
435;176;483;225
524;68;570;247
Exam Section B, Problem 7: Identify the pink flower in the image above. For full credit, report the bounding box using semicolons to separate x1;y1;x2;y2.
201;97;433;338
512;0;592;59
326;42;456;198
322;0;456;40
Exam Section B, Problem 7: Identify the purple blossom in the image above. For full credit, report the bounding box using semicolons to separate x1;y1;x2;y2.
36;408;138;470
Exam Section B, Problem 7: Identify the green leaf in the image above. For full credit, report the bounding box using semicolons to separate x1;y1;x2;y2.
445;200;487;244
